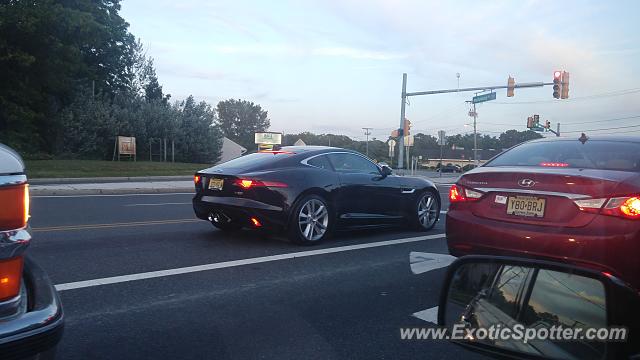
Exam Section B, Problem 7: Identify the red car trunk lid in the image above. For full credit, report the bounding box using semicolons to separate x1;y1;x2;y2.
459;167;635;227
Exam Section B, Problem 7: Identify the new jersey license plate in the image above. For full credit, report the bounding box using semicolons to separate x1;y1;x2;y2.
506;196;546;217
208;178;224;190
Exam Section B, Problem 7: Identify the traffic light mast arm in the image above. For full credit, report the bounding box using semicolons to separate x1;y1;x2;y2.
405;82;551;97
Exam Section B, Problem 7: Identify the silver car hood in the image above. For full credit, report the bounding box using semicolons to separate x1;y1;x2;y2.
0;143;25;175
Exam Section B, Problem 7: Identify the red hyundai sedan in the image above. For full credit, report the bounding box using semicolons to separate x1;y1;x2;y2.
446;135;640;291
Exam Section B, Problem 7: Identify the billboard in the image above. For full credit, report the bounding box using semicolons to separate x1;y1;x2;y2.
118;136;136;155
254;132;282;145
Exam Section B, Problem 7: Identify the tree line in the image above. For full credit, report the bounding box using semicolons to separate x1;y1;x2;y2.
0;1;541;164
0;0;270;163
284;130;542;163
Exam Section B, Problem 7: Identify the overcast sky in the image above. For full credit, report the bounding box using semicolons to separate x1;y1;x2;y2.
121;0;640;140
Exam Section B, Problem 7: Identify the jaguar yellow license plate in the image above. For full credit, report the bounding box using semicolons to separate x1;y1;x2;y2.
208;178;224;190
506;196;546;217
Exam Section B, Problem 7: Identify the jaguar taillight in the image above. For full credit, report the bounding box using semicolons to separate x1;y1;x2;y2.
234;179;288;189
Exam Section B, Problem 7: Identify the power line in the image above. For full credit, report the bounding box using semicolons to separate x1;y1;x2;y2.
560;115;640;126
487;88;640;105
408;102;468;126
587;128;640;135
563;124;640;134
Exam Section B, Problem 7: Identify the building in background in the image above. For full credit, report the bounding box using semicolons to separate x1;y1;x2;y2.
218;137;247;164
293;139;307;146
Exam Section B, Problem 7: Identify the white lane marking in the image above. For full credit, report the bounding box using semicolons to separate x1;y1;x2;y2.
32;192;193;198
55;233;446;291
413;306;439;324
409;252;456;324
124;202;191;207
440;210;447;214
409;252;456;275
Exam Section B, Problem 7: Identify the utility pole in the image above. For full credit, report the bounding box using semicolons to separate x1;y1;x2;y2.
465;99;479;166
362;127;372;157
395;73;562;168
473;102;478;166
398;73;407;169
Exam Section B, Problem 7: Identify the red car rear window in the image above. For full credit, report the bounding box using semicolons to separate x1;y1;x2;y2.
486;140;640;172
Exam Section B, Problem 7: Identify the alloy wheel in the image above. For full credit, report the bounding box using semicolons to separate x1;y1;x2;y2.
298;199;329;241
417;193;438;229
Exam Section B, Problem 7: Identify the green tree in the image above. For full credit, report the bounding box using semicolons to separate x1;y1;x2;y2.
498;130;542;148
216;99;270;151
56;90;116;158
0;0;137;154
174;96;222;163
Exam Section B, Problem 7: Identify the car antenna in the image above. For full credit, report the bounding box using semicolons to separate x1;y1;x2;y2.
578;133;588;144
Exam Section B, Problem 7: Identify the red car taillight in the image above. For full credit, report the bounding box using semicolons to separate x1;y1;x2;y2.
449;184;483;202
235;179;288;189
574;195;640;219
0;184;29;231
0;256;23;301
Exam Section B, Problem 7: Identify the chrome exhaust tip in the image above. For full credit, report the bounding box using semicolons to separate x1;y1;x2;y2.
208;212;231;223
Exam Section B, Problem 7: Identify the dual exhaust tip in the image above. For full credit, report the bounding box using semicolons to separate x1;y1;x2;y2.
208;212;231;224
208;212;262;228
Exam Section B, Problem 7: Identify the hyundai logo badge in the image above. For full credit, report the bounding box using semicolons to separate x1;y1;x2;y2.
518;179;536;187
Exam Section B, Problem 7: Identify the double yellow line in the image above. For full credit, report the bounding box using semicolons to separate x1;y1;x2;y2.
32;218;200;232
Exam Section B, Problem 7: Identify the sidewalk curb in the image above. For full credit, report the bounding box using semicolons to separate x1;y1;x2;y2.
29;175;192;185
30;187;194;196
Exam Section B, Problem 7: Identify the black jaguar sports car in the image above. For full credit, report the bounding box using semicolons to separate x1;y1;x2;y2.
193;146;441;244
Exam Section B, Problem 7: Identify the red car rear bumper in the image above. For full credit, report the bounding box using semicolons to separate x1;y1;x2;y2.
446;208;640;291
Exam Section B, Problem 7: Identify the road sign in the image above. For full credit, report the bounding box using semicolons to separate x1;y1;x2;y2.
472;92;496;104
437;130;447;146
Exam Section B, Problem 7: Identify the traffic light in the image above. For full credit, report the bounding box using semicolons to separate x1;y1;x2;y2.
561;71;570;99
553;71;562;99
507;76;515;97
545;120;551;129
403;118;411;136
527;116;534;128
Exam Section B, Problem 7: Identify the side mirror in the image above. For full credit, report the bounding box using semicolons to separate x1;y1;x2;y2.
380;165;393;177
438;256;639;360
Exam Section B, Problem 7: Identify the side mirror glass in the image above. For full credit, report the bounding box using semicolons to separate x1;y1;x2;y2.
380;165;392;177
439;256;637;360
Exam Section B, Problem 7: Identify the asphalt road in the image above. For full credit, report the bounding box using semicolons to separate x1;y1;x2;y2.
27;184;489;360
